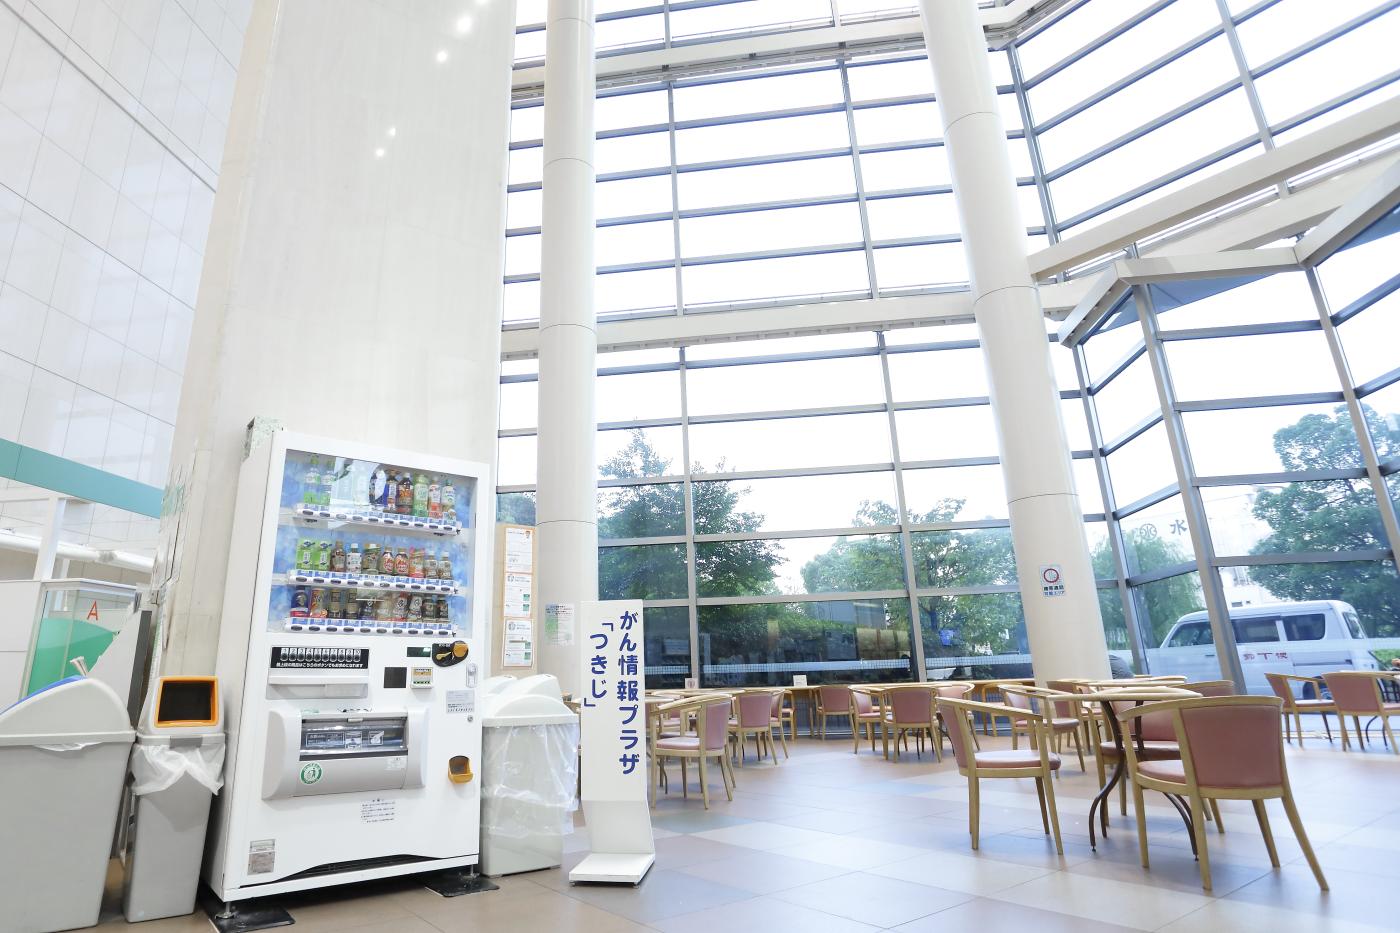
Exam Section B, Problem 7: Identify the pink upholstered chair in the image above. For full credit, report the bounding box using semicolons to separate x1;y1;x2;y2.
1183;680;1237;697
999;684;1086;773
1119;695;1327;892
650;695;735;808
933;682;974;757
938;696;1063;854
1324;671;1400;753
730;691;780;766
815;685;851;739
849;687;883;754
769;690;792;758
1265;672;1336;746
883;685;938;761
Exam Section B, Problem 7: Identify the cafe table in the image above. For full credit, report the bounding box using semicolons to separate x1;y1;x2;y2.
1075;686;1199;851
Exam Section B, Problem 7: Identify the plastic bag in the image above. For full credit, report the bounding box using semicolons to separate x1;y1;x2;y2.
131;741;226;795
481;721;580;839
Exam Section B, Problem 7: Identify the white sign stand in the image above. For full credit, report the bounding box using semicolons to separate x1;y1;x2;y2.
570;600;656;885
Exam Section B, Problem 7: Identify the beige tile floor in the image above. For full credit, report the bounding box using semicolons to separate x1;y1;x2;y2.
95;722;1400;933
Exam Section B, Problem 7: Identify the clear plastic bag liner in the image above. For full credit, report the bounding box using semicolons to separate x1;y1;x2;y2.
481;721;580;839
131;741;226;795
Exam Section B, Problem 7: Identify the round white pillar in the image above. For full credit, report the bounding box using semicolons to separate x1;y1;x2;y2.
535;0;598;695
917;0;1110;680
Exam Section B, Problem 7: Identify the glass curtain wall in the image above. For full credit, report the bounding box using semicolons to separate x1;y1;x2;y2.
1073;222;1400;689
498;330;1112;688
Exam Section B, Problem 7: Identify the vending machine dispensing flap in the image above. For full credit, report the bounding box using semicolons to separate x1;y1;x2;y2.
261;708;425;799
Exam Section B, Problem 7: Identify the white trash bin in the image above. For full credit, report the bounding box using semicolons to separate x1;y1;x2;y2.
122;676;224;923
0;676;135;933
480;674;579;876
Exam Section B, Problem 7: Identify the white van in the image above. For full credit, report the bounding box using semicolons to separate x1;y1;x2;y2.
1154;600;1380;695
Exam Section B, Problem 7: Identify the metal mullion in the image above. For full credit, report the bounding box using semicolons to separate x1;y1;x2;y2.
901;456;1002;469
1009;42;1061;248
1113;483;1182;521
1356;366;1400;399
1133;283;1246;688
677;241;867;267
871;234;964;248
663;0;671;49
1075;340;1147;671
1306;266;1400;563
675;146;853;175
840;60;880;299
1033;24;1227;135
598;416;683;430
677;192;860;220
1194;467;1368;486
1087;343;1147;395
1055;133;1259;231
912;584;1021;597
684;345;880;368
1125;561;1201;588
1217;550;1392;567
1268;67;1400;140
1173;392;1343;413
695;590;909;607
1101;412;1163;457
884;339;981;354
1331;270;1400;325
1157;319;1320;341
1248;1;1400;83
863;184;956;200
671;101;849;133
496;484;537;495
891;396;992;411
598;473;688;488
691;463;895;482
905;519;1012;532
666;82;685;317
877;332;926;681
687;403;887;425
848;93;937;112
1044;77;1244;182
600;535;687;547
692;525;902;543
1019;0;1176;90
858;138;946;156
678;346;700;685
1213;0;1276;154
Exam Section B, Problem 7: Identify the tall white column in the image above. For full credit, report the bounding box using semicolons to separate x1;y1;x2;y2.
155;0;515;673
535;0;598;696
918;0;1109;680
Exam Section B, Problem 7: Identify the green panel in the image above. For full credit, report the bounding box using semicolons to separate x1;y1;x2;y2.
0;439;162;518
25;617;74;696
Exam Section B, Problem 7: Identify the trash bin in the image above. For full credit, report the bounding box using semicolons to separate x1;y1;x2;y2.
480;674;579;876
122;676;224;923
0;675;136;933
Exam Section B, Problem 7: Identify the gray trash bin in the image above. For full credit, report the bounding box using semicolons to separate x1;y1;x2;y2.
0;676;135;933
122;677;224;923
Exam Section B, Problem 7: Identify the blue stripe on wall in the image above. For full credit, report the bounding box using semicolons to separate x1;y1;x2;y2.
0;439;163;518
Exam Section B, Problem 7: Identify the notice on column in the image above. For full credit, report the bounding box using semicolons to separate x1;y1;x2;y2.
545;603;575;646
504;571;532;618
503;617;534;667
505;526;534;573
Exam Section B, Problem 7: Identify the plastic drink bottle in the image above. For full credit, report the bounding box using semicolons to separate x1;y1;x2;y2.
424;551;438;579
296;539;313;572
320;461;335;507
379;546;395;575
428;477;441;519
442;480;456;522
330;539;346;573
394;548;410;577
410;548;424;579
346;543;361;575
302;456;320;506
385;473;398;513
399;473;413;513
316;541;332;572
413;472;429;518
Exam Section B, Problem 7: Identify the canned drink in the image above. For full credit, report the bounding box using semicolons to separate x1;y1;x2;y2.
309;588;327;618
408;595;423;622
392;595;409;621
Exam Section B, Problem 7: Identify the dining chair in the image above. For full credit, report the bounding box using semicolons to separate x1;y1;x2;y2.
815;685;852;739
1323;671;1400;753
883;685;939;761
651;695;735;809
1182;680;1238;697
1000;684;1086;773
933;682;975;757
1118;695;1328;892
1264;672;1336;746
769;689;792;758
849;687;883;755
937;696;1064;854
730;691;779;767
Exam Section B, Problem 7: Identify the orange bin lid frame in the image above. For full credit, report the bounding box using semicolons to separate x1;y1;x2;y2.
154;676;220;728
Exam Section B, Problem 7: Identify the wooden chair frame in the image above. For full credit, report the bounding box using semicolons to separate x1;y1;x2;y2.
814;685;852;739
772;689;795;755
882;685;940;762
932;681;976;758
938;696;1064;855
999;684;1087;773
729;689;781;767
849;687;884;755
1118;695;1327;892
1264;672;1336;747
649;694;736;809
1324;671;1400;753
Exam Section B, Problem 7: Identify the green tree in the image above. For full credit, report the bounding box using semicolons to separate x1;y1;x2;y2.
1090;528;1202;646
1247;405;1400;637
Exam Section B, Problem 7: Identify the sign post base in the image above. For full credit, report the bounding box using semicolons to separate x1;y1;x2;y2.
569;852;656;886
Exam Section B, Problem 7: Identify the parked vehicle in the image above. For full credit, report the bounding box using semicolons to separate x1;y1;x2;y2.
1154;601;1379;694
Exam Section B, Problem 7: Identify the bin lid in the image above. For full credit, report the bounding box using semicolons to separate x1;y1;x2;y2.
135;731;226;747
0;676;135;747
483;692;577;727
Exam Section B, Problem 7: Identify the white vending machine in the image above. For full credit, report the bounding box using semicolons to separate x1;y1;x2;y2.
204;430;490;902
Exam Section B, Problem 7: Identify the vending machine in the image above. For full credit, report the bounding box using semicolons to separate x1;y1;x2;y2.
203;429;490;902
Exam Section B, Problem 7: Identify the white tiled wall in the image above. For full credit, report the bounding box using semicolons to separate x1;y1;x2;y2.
0;0;250;487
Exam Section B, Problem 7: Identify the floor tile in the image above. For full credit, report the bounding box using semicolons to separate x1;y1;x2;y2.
868;848;1054;895
988;869;1213;930
890;896;1143;933
651;893;880;933
673;849;849;894
553;867;752;923
771;870;972;927
768;834;932;870
650;810;752;834
1157;898;1395;933
690;820;842;851
409;887;652;933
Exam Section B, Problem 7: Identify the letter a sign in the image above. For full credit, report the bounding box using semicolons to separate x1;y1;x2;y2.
86;601;100;622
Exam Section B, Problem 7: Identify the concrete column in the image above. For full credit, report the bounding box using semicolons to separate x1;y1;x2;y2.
917;0;1109;680
535;0;598;696
155;0;515;673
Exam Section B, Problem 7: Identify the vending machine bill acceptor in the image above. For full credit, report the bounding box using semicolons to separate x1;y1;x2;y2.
204;430;490;901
